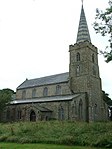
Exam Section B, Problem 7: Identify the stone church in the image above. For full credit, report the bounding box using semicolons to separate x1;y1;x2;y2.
3;4;108;122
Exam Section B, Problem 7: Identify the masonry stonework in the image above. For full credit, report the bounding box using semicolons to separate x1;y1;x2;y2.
2;4;108;122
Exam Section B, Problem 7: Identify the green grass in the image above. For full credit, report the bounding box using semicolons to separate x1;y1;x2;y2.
0;121;112;148
0;143;106;149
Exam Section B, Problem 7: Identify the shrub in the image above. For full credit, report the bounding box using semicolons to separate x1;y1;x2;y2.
0;135;8;142
6;136;18;143
0;121;112;148
59;135;75;145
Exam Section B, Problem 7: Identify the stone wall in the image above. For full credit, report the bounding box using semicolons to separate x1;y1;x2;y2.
69;41;108;121
16;82;71;100
3;93;88;122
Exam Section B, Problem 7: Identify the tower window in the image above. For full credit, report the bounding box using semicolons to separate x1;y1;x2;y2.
76;52;80;61
92;54;95;63
43;87;48;96
93;66;96;75
76;65;80;76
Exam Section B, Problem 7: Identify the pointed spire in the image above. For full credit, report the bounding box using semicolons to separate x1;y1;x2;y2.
76;3;91;43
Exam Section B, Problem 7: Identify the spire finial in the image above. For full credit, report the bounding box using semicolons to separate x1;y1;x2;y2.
81;0;83;5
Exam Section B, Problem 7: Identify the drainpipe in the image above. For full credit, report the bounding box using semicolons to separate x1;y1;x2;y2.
67;101;70;120
85;92;89;123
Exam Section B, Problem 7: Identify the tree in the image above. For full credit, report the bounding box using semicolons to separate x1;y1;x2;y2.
102;90;112;106
93;0;112;62
0;88;15;116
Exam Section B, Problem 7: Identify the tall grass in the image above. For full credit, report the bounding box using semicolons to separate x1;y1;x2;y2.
0;121;112;148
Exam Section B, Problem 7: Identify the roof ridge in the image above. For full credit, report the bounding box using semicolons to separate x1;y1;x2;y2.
17;72;69;89
26;72;69;82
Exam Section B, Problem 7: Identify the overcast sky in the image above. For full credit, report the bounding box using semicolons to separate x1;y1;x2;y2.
0;0;112;98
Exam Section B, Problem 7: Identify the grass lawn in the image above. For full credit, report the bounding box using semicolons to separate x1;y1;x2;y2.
0;143;105;149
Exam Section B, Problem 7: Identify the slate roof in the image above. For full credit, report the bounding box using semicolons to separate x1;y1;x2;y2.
76;5;91;43
10;94;80;105
17;72;69;89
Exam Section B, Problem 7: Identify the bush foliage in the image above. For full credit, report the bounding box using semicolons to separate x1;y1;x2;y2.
0;121;112;148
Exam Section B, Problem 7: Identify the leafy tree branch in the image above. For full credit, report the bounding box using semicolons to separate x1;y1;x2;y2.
93;0;112;62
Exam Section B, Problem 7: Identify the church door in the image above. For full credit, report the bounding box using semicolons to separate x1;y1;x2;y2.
30;110;36;122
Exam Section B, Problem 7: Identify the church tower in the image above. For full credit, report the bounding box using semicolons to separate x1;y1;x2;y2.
69;3;107;121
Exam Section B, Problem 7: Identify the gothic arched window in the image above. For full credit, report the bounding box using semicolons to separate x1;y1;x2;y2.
94;104;97;115
43;87;48;96
76;52;80;61
32;88;36;98
58;106;64;120
72;101;77;117
93;66;96;75
17;108;22;120
12;108;16;121
56;85;61;95
76;65;80;76
22;90;26;99
30;110;36;122
92;54;95;63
